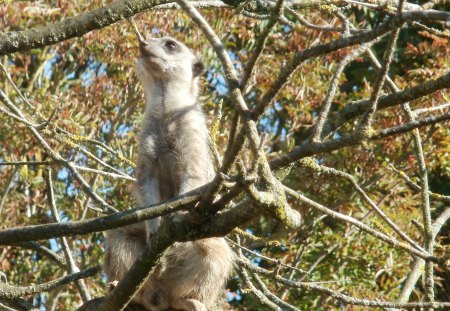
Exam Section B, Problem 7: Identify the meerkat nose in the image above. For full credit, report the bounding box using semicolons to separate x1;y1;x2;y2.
139;41;151;56
139;41;149;50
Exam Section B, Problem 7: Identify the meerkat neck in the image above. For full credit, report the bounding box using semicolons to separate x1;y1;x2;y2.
143;80;199;118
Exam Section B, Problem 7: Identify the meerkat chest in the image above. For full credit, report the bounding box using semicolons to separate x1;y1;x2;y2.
162;107;205;142
163;121;178;150
141;98;206;160
146;113;193;155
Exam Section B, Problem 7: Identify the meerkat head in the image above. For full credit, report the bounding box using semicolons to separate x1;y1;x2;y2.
136;36;204;85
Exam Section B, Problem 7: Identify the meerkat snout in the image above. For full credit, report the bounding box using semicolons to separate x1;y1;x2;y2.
138;39;148;50
136;37;204;83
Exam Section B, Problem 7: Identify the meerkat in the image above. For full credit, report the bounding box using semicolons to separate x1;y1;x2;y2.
104;36;234;311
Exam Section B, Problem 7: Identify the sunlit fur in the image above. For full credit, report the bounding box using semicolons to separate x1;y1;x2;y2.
105;37;233;311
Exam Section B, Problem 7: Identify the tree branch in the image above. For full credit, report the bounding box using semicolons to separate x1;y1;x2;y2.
270;110;450;170
323;70;450;135
238;256;450;309
45;168;91;302
255;10;450;116
0;266;100;299
0;192;199;245
0;0;172;56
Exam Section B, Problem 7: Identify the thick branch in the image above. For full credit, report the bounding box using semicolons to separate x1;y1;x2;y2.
84;199;259;310
324;70;450;135
270;111;450;170
0;192;199;245
0;0;170;56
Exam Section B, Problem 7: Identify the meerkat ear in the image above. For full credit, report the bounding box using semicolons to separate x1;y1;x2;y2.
192;56;205;77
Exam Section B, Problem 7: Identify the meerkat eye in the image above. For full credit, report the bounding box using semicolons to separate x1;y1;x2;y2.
164;40;177;51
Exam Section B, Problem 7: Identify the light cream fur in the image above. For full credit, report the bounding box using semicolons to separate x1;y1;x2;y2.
105;37;233;311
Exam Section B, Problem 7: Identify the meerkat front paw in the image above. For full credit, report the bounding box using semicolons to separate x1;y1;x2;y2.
107;280;119;292
171;298;208;311
139;287;170;311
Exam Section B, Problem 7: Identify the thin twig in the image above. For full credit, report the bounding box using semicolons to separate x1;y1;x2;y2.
226;237;308;274
411;21;450;39
239;268;281;310
74;165;136;181
283;186;435;261
298;158;425;253
10;241;66;268
252;272;301;311
389;164;450;204
311;40;377;142
362;34;436;304
413;102;450;116
238;256;450;309
357;27;401;133
0;166;18;215
55;135;132;180
234;235;282;311
387;207;450;311
0;89;116;213
240;0;285;91
0;266;100;299
45;168;91;302
0;160;52;166
286;7;343;32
